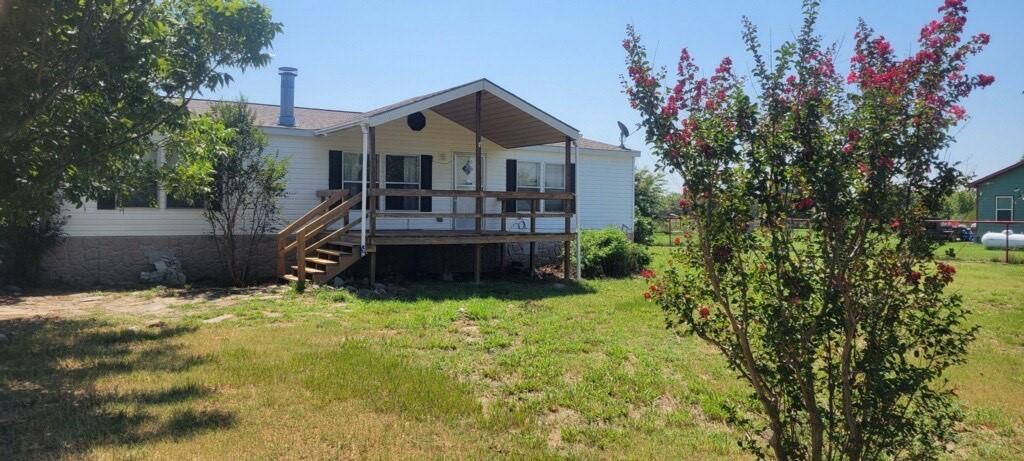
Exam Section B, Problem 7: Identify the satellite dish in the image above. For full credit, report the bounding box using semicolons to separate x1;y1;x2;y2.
617;121;630;149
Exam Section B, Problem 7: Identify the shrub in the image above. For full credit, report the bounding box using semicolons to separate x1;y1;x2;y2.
633;213;656;245
571;228;650;278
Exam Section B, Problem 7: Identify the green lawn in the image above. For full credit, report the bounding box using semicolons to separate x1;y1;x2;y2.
1;244;1022;459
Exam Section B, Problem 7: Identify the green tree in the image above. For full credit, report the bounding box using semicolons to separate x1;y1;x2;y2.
942;188;975;221
0;0;279;283
634;168;667;244
625;0;989;458
164;100;287;286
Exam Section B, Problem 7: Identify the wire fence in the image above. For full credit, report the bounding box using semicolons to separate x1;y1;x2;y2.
650;217;1024;263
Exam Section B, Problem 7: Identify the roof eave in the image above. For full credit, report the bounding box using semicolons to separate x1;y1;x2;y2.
312;78;581;141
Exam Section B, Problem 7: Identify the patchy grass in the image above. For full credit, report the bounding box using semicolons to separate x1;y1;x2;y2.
1;244;1022;459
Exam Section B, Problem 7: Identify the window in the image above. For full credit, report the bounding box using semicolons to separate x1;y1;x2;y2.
996;196;1013;221
342;152;363;198
165;152;205;208
516;161;540;212
515;161;566;212
97;152;158;209
544;164;565;212
385;155;420;211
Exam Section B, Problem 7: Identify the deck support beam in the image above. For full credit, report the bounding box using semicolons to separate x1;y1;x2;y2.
369;251;377;286
474;244;482;284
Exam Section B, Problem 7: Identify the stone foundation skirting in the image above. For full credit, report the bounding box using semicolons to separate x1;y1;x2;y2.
42;235;276;287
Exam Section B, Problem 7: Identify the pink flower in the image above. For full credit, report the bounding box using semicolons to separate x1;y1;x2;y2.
890;218;902;230
794;197;815;211
786;75;797;85
976;74;995;87
715;56;733;75
678;198;691;208
874;37;892;54
948;104;967;120
846;71;858;84
842;143;854;154
698;306;711;319
641;269;656;279
847;129;861;142
907;271;922;285
879;157;895;170
974;33;991;45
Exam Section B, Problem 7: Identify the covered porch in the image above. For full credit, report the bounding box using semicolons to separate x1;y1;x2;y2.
276;79;583;285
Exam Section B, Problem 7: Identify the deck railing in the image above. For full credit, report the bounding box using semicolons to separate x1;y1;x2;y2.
368;188;574;234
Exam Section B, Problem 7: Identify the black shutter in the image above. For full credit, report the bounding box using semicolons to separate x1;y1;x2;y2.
329;150;343;190
420;155;432;212
568;163;576;212
504;159;517;213
97;193;116;210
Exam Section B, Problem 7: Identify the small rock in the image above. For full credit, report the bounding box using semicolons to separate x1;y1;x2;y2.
153;260;168;272
332;276;347;288
373;283;387;291
552;283;566;290
356;288;371;298
441;271;454;282
202;314;235;324
0;333;9;344
145;320;166;329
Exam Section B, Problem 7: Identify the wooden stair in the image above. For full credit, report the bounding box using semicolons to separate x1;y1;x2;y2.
276;191;366;286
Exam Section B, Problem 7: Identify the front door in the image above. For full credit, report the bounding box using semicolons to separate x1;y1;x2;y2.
453;153;480;230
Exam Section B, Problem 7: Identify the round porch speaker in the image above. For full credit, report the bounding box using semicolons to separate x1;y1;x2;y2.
407;112;426;131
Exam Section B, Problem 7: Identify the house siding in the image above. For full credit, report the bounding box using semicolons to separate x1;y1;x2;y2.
58;109;636;236
975;164;1024;236
46;109;637;284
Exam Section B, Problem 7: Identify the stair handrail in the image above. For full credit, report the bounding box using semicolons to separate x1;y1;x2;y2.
286;192;364;279
276;189;347;276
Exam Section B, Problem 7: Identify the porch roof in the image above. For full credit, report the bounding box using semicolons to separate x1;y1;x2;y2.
313;79;581;149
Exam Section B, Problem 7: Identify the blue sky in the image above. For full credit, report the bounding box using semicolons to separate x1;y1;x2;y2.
208;0;1024;191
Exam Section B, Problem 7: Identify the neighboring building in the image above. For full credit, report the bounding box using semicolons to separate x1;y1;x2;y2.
969;159;1024;236
43;69;639;286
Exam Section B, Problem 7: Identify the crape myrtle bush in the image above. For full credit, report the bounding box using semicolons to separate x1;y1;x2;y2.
571;228;651;278
624;0;991;459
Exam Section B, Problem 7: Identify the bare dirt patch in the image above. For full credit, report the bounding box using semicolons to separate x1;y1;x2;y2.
0;285;287;320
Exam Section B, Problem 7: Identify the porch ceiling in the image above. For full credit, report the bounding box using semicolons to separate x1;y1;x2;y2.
313;79;580;149
430;91;569;149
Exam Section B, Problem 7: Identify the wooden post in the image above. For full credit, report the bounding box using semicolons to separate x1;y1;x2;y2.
295;230;306;290
474;244;482;284
474;91;483;234
369;126;377;240
563;137;572;280
1006;222;1011;264
529;199;536;273
369;251;377;286
276;235;286;276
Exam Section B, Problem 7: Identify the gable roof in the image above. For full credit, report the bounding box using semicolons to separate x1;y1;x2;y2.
187;80;635;152
313;79;579;149
187;99;361;130
968;159;1024;187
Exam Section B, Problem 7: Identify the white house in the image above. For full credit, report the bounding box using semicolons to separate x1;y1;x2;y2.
43;69;639;285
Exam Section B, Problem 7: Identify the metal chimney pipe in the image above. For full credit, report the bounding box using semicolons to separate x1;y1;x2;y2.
277;67;297;126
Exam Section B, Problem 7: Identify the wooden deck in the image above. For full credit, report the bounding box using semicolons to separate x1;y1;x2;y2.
369;230;575;246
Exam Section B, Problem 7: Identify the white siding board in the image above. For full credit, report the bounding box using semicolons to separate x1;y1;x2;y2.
61;109;635;237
